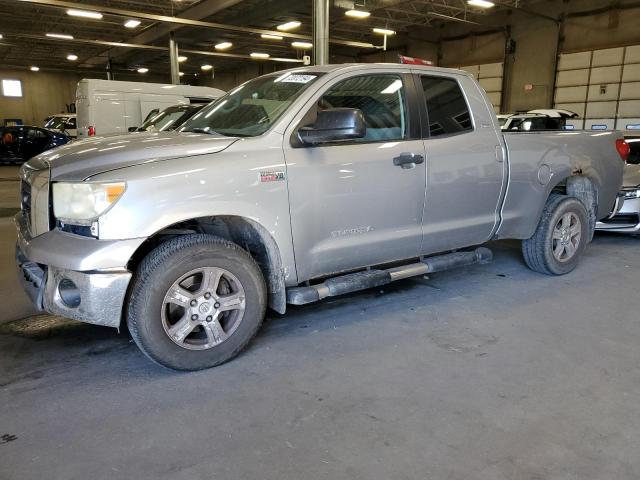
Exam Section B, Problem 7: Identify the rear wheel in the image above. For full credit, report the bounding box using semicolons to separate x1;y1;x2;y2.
522;194;589;275
127;234;267;370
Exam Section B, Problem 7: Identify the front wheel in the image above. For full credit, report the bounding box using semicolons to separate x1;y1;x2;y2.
522;194;589;275
127;234;267;370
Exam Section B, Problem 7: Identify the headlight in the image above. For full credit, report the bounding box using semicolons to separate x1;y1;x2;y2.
53;182;126;225
623;188;640;199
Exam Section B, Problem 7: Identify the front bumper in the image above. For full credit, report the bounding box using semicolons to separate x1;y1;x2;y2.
15;212;143;328
596;195;640;234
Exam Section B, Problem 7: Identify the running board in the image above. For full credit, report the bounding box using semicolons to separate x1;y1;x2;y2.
286;247;493;306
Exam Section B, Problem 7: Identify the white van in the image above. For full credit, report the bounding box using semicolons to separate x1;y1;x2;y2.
75;79;224;138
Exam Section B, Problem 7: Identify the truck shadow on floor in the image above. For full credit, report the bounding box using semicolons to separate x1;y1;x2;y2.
0;235;635;379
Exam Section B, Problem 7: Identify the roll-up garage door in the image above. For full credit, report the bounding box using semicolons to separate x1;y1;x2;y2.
554;46;640;130
459;63;503;114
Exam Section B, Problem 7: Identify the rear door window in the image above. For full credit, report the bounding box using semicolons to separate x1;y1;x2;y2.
420;76;473;138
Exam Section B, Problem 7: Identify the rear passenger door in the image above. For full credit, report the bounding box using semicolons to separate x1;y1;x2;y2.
284;71;426;281
417;73;506;255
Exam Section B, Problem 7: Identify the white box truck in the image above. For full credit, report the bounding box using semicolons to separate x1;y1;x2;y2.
75;79;225;138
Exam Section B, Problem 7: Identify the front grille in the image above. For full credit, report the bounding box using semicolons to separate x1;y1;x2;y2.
20;180;31;223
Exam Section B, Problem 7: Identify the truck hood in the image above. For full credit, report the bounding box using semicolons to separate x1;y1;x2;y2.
28;132;239;181
623;163;640;188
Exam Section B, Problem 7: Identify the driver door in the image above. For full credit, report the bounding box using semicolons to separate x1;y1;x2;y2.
283;70;427;281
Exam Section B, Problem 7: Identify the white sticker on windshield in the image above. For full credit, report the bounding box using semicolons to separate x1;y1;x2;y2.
281;74;317;83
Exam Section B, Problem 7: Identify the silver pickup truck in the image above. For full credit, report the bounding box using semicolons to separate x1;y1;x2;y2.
15;64;626;370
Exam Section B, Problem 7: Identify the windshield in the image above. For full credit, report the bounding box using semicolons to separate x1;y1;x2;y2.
181;71;322;137
45;116;74;130
139;105;199;132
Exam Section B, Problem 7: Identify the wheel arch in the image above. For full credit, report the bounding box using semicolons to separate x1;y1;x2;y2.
126;215;287;315
551;174;599;241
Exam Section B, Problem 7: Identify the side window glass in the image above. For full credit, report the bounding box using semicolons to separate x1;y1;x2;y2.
318;74;407;142
421;76;473;137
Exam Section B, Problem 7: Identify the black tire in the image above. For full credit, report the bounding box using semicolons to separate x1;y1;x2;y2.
126;234;267;370
522;194;590;275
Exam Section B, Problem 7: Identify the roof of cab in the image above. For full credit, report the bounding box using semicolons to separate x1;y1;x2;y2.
274;62;471;77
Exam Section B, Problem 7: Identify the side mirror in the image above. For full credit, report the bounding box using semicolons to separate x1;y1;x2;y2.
298;108;366;145
128;126;138;132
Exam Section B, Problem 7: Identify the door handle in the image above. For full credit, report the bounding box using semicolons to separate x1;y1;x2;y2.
393;153;424;169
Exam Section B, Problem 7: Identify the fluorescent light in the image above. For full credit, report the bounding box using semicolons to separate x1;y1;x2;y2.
46;33;74;40
272;58;304;63
124;19;141;28
261;34;283;40
250;52;270;59
277;21;301;31
66;54;78;61
291;41;312;49
179;72;185;76
30;66;40;72
215;42;232;50
201;64;213;71
67;9;103;19
178;55;188;62
373;28;395;35
0;34;3;40
137;67;149;73
345;9;370;18
467;0;495;7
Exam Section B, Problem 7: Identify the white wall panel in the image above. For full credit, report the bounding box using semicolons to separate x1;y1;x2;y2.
586;101;617;118
585;118;616;130
486;91;501;108
558;51;591;70
620;82;640;100
479;77;502;92
587;83;620;102
556;69;589;87
624;45;640;64
616;117;640;129
479;63;503;77
618;100;640;117
589;66;622;84
555;86;587;103
622;63;640;82
591;47;624;67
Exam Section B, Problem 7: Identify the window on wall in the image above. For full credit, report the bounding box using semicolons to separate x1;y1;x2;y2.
2;79;23;97
421;76;473;137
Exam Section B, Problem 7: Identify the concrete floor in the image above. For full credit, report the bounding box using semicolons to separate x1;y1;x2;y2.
1;164;639;479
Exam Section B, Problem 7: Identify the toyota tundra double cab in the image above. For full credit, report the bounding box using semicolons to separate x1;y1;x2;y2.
16;64;626;370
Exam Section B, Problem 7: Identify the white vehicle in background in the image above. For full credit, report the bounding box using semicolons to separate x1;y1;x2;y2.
75;79;224;138
44;114;77;138
501;109;579;131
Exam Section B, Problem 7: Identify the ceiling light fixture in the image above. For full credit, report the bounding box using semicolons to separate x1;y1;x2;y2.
201;64;213;71
46;33;74;40
215;42;232;50
67;54;78;61
250;52;270;59
277;21;301;31
372;27;395;35
345;9;370;18
124;19;141;28
30;66;40;71
179;72;185;76
0;34;3;40
291;41;312;49
67;9;103;19
261;34;283;40
467;0;495;8
178;55;187;62
137;67;149;73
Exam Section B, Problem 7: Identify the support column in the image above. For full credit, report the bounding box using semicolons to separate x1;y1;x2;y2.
169;32;180;84
312;0;329;65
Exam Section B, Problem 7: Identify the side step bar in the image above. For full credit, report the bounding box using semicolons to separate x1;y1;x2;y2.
286;247;493;306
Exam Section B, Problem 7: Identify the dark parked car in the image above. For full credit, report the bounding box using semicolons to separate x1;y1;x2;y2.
130;104;205;132
1;126;69;164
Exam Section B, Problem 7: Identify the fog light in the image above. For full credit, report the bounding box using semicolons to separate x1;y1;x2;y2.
58;278;81;308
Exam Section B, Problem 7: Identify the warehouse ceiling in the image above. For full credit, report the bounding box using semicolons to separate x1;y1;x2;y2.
0;0;542;78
